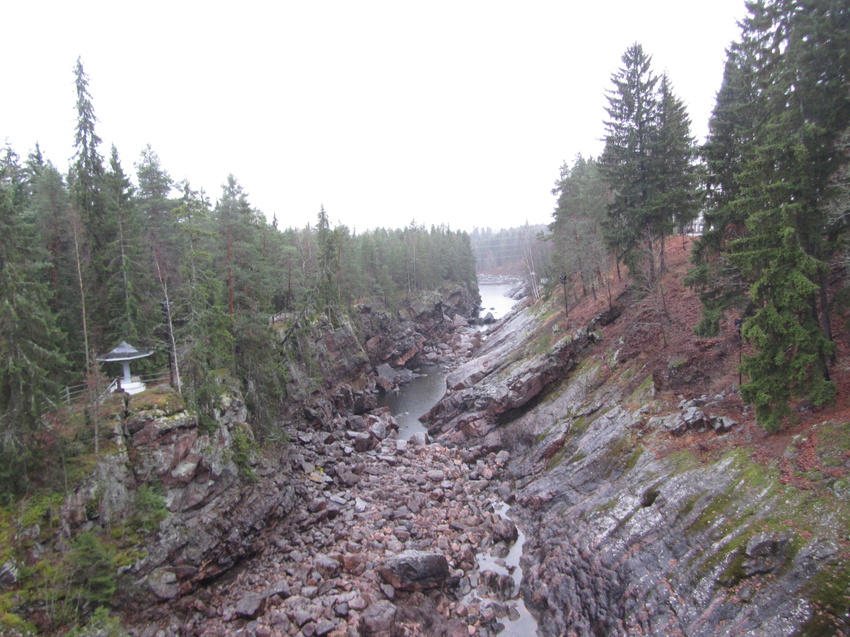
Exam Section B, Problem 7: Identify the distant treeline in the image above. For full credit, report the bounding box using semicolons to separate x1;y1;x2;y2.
469;224;551;275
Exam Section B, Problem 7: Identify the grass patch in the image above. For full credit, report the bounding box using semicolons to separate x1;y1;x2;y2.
128;386;185;415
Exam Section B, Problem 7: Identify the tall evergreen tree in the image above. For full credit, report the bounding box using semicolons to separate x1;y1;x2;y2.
652;73;701;264
550;155;610;304
601;43;660;281
602;44;699;285
699;0;850;430
70;57;110;358
104;146;150;345
0;157;68;493
686;50;760;336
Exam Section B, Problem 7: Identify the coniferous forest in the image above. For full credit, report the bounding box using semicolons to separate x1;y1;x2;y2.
0;58;477;498
1;0;848;496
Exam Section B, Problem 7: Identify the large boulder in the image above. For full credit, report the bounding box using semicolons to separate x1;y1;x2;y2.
378;550;450;591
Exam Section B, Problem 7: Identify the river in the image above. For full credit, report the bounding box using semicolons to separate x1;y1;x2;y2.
375;367;446;440
479;280;521;321
377;280;520;441
378;280;537;635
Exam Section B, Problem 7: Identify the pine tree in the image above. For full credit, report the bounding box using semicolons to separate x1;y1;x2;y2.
602;44;699;286
651;73;701;264
601;43;660;281
70;58;110;358
316;204;338;306
104;146;151;346
550;155;610;305
686;50;759;336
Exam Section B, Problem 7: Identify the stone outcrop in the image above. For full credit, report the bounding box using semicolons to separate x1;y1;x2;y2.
277;283;480;427
423;308;601;445
421;299;849;636
61;390;297;604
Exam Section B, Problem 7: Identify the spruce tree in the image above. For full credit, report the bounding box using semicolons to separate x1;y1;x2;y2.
686;50;759;336
652;73;701;264
709;0;850;429
0;158;68;494
104;146;151;346
601;43;660;281
70;58;110;357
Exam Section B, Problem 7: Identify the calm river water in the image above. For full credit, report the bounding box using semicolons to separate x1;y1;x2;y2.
377;280;520;440
479;281;520;321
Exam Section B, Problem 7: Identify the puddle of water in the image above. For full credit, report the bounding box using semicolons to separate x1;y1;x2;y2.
473;502;538;636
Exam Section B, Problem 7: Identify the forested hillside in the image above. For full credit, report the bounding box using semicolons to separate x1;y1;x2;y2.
548;1;850;434
0;59;477;498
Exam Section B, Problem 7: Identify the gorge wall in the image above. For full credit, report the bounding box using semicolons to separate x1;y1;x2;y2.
425;295;850;636
7;276;849;636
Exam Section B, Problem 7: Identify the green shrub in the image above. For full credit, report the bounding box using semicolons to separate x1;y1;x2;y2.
130;484;168;533
231;426;255;481
67;606;128;637
70;533;116;605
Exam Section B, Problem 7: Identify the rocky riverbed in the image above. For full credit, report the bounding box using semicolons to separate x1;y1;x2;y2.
133;419;527;637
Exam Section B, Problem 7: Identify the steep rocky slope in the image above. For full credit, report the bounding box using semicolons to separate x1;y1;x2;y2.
425;240;850;636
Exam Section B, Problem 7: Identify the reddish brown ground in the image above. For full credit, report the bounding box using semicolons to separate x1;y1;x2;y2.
502;236;850;486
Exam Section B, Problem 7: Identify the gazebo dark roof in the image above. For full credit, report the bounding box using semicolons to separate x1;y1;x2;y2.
96;341;153;362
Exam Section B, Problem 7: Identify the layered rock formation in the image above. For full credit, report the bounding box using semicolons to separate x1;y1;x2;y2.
60;389;297;605
425;299;850;636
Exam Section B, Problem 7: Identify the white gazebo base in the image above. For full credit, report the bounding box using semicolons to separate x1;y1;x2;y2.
118;381;146;395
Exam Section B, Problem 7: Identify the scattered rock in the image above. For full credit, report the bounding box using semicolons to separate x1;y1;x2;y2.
360;600;398;637
234;592;266;619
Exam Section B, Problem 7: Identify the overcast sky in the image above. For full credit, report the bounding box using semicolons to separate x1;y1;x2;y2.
4;1;747;233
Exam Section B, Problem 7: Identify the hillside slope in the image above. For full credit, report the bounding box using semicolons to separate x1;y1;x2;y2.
426;237;850;636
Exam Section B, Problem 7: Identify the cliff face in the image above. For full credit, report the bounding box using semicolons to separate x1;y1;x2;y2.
279;282;481;423
58;389;297;606
424;295;850;636
52;284;482;620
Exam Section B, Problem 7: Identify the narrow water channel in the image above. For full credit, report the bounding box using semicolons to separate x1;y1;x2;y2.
475;503;538;636
378;280;538;635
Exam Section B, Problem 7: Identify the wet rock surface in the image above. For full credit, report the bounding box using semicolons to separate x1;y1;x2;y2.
424;302;848;636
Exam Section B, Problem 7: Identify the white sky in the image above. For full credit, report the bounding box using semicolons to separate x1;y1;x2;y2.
3;1;747;233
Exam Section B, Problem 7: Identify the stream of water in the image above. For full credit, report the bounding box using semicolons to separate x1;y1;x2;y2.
475;503;538;636
377;281;538;635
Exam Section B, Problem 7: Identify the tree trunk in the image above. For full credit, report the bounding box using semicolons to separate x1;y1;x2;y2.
71;209;91;371
227;225;234;315
818;273;835;365
153;249;182;393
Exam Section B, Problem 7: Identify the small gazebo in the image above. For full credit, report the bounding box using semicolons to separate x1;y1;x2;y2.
97;341;153;395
